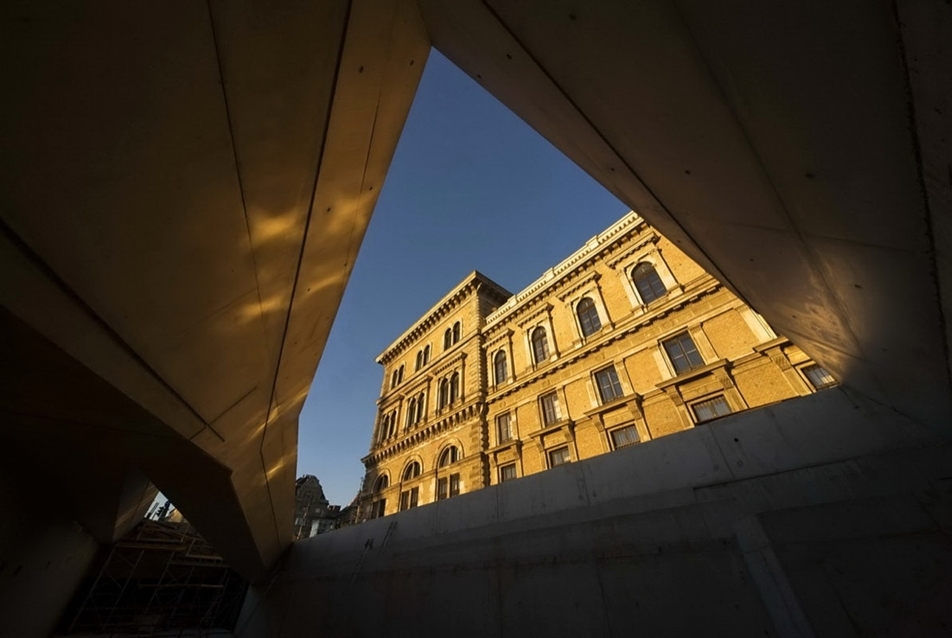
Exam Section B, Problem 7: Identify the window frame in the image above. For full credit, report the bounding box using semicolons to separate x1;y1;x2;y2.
493;349;508;384
402;461;421;481
399;486;419;511
540;391;561;426
690;394;732;423
662;332;705;375
438;378;449;409
631;261;668;304
576;296;602;337
801;364;837;390
594;365;624;403
548;446;571;468
609;425;639;450
449;371;460;404
438;445;460;468
499;463;517;483
496;412;513;444
531;326;550;364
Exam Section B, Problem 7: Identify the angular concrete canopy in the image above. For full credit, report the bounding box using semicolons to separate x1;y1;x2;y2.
1;0;948;581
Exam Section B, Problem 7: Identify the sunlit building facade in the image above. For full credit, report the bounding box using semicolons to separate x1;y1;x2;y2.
359;212;834;520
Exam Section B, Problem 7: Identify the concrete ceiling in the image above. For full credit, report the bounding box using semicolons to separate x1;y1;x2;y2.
0;0;948;580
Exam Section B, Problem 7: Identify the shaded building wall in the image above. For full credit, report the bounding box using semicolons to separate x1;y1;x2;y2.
0;448;99;638
235;389;952;637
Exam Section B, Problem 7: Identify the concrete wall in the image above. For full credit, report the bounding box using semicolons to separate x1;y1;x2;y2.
0;447;99;638
235;389;952;636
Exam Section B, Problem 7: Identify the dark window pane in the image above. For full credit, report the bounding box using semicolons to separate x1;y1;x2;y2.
663;333;705;374
577;297;602;337
437;478;447;500
595;366;624;402
692;395;732;423
449;473;460;497
632;262;667;303
500;463;517;482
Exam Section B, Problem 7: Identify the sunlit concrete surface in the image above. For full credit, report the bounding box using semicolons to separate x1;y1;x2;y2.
0;1;950;635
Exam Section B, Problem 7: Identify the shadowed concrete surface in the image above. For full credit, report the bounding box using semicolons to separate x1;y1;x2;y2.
1;0;950;635
235;390;952;637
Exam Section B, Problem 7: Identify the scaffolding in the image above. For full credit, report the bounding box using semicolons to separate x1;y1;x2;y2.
62;519;248;636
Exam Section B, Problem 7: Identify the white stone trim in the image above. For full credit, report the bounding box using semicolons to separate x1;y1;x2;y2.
617;246;680;310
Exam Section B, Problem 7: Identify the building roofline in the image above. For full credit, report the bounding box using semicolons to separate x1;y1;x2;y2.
376;270;511;364
484;211;643;326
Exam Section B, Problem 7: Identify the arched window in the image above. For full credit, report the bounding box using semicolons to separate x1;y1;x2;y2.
438;445;460;468
576;297;602;337
406;398;417;429
494;350;508;384
452;321;461;344
423;345;430;365
403;461;421;481
439;378;449;409
449;371;460;403
531;326;550;364
378;413;389;443
398;364;404;383
443;328;452;350
374;474;389;493
415;351;423;371
390;370;398;389
387;410;396;438
632;262;667;304
415;392;426;423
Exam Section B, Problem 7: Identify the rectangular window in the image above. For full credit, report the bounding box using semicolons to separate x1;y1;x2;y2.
372;499;386;519
594;366;624;403
548;446;571;467
496;412;513;444
437;474;461;500
662;332;705;374
610;425;639;449
692;395;732;423
540;391;561;425
499;463;517;483
399;486;419;511
803;364;836;390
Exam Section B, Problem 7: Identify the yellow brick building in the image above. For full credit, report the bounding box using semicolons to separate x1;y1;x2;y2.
359;212;834;519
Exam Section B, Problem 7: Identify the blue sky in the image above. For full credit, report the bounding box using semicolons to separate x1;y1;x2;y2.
298;50;629;505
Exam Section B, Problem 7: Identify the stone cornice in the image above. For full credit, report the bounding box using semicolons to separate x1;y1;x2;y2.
485;212;646;327
605;231;659;268
377;271;511;365
432;350;467;377
515;303;553;329
556;271;601;302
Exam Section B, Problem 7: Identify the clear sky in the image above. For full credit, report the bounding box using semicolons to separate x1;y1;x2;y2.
298;50;629;505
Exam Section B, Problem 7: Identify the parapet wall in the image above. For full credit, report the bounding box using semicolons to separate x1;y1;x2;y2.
236;389;952;636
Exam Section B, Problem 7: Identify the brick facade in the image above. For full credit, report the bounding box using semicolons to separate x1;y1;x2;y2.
359;213;831;519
